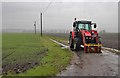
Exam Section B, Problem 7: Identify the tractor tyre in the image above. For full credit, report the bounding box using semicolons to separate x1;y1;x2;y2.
84;46;88;53
75;38;81;51
75;43;80;51
70;38;74;51
98;47;102;53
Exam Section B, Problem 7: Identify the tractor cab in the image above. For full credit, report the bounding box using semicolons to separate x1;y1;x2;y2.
73;20;97;32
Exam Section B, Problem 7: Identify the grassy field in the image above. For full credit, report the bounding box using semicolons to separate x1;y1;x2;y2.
46;33;119;50
45;33;69;46
2;33;72;76
99;33;119;50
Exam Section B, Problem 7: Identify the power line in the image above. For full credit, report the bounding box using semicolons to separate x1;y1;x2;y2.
43;0;53;13
34;0;53;23
40;0;53;37
34;0;53;36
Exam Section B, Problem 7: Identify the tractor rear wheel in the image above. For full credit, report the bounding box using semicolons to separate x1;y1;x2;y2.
75;38;82;51
75;42;80;51
70;38;74;51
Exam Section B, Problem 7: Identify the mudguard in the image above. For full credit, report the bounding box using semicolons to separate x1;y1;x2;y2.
72;31;75;39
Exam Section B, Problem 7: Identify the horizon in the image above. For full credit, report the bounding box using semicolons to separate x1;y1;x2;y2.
1;2;118;33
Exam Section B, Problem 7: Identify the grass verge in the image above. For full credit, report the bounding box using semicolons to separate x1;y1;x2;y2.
2;33;72;76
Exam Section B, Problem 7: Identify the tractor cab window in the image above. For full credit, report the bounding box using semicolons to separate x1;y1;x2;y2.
78;23;91;31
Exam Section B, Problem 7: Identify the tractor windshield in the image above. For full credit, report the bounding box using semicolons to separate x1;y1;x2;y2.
78;23;91;31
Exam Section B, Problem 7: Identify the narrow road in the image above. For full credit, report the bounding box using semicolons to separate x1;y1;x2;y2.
50;39;119;76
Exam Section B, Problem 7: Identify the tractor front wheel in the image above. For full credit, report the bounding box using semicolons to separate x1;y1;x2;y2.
84;46;88;53
98;47;102;53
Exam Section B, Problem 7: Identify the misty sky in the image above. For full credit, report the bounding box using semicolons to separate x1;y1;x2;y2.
2;1;118;32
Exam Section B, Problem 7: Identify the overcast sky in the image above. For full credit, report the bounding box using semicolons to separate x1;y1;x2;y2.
1;0;118;32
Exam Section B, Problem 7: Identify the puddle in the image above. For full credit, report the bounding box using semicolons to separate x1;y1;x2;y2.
49;39;69;49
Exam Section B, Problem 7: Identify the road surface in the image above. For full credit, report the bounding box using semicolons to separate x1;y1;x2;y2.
50;39;119;76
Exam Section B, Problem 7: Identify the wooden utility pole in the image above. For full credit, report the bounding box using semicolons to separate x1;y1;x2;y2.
34;21;36;34
40;13;42;37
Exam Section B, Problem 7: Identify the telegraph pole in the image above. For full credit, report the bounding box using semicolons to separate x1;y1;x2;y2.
40;13;42;37
34;21;36;34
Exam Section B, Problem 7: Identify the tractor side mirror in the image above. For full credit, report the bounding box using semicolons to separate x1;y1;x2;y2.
94;24;97;28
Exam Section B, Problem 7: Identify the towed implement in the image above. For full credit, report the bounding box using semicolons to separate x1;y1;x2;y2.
69;18;102;53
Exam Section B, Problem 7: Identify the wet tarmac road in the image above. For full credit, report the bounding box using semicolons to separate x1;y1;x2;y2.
50;39;119;76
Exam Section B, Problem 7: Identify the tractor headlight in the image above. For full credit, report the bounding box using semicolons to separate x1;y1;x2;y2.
85;36;91;39
86;37;88;39
89;37;91;39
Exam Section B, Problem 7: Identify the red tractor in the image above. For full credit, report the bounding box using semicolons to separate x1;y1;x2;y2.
69;18;102;53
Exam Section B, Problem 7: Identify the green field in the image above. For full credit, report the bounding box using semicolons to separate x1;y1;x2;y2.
46;33;119;50
2;33;72;76
46;33;120;54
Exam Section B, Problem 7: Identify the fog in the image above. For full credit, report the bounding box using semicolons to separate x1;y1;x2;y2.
2;1;118;32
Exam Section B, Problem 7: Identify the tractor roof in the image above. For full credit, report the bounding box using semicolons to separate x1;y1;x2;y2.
76;20;92;24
